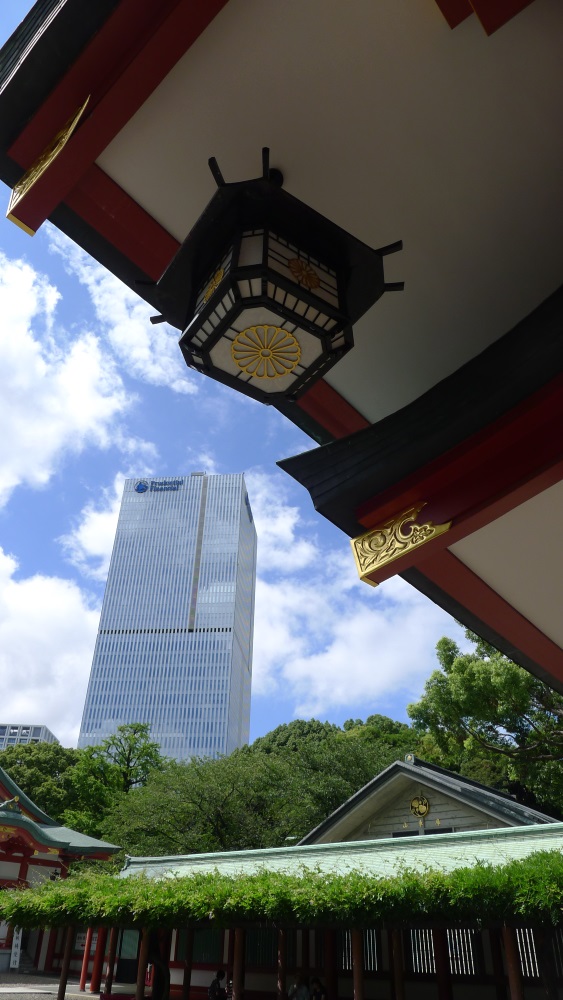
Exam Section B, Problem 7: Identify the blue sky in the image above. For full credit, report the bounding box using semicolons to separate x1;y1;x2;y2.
0;3;463;748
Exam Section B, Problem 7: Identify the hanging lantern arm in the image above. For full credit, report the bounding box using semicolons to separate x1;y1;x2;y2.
377;239;403;256
208;156;226;187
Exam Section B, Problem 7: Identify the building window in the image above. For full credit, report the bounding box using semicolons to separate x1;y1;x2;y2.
176;928;223;965
245;928;277;968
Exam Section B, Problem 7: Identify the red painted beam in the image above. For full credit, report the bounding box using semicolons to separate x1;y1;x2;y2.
65;165;180;282
433;0;473;30
8;0;228;234
470;0;536;35
356;371;563;551
418;549;563;685
296;379;370;440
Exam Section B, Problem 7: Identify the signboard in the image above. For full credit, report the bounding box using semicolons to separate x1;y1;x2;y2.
10;928;22;969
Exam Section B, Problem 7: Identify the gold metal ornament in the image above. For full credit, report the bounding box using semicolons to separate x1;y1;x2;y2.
7;97;90;235
410;796;430;818
351;502;451;585
288;257;321;290
203;268;224;303
232;325;301;379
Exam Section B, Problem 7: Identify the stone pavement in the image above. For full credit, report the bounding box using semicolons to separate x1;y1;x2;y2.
0;972;84;1000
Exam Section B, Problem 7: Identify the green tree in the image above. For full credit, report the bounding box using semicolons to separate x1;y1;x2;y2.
92;723;164;793
0;742;82;820
251;719;340;753
0;724;165;840
102;721;415;856
407;631;563;814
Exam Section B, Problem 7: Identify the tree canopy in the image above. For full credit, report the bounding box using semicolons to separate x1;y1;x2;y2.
408;630;563;815
0;724;166;838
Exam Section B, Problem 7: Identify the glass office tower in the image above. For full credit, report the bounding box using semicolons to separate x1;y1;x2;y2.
78;473;256;760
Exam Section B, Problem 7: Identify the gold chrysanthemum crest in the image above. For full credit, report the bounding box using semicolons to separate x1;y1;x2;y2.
203;268;224;303
232;325;301;379
288;258;321;290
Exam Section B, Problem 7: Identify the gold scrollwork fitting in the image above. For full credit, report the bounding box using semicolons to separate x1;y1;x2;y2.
232;325;301;379
351;502;451;585
7;97;90;235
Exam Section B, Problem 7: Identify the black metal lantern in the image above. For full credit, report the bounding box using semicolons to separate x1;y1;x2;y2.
155;150;403;404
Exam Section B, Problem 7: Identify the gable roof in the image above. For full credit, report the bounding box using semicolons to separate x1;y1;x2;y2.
299;755;557;845
0;765;119;857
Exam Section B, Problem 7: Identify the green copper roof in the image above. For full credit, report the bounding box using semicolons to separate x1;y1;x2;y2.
122;821;563;881
0;766;56;826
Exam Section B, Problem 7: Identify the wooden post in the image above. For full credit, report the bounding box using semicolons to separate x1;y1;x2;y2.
502;928;524;1000
45;928;58;973
90;927;108;994
432;929;453;1000
277;928;287;1000
389;930;405;1000
136;928;151;1000
232;928;245;1000
489;929;508;1000
351;929;364;1000
227;928;235;983
79;928;94;991
301;930;309;976
57;927;74;1000
104;927;119;997
324;930;337;1000
181;929;194;1000
534;928;558;1000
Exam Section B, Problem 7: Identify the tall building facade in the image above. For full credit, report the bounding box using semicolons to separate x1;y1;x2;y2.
78;473;256;760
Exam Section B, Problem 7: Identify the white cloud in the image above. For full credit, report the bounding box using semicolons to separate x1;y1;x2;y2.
59;474;125;580
246;470;318;573
249;470;462;716
0;252;140;506
0;548;98;747
48;229;197;395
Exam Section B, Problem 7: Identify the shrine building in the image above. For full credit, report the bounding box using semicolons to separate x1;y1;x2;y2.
9;755;563;1000
0;765;118;972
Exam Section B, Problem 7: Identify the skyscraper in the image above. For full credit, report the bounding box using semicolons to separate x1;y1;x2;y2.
78;473;256;760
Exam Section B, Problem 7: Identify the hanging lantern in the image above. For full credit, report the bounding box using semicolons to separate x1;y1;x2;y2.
154;149;403;404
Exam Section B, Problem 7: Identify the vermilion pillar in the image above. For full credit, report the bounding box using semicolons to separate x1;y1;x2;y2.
232;929;245;1000
389;930;405;1000
181;928;194;1000
90;927;108;993
432;929;453;1000
324;930;337;1000
104;927;119;996
57;927;74;1000
277;928;286;1000
351;930;364;1000
79;928;94;991
502;928;524;1000
136;929;151;1000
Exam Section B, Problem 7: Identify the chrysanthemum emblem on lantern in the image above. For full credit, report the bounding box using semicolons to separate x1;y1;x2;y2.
232;326;301;379
154;149;403;405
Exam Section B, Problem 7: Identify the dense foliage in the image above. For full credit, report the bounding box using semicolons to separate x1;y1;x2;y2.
408;631;563;815
101;722;413;857
2;851;563;930
0;724;165;837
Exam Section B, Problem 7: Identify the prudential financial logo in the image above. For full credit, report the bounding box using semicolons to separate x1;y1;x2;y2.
135;480;149;494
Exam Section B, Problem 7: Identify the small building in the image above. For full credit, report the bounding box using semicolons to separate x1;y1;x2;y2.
0;724;58;750
0;765;119;972
299;754;556;844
